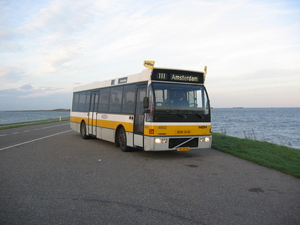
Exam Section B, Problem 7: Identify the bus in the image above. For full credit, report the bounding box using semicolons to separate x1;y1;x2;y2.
70;61;212;152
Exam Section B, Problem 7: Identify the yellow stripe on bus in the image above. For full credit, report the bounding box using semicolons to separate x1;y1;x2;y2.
70;116;211;136
70;116;83;124
144;125;211;136
70;116;134;132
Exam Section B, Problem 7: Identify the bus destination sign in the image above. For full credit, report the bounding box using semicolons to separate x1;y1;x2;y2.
152;69;203;84
171;74;199;82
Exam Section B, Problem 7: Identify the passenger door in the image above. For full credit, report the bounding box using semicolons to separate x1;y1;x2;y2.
88;91;99;136
133;85;146;147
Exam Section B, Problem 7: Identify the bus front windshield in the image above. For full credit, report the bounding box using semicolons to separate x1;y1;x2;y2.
150;82;210;122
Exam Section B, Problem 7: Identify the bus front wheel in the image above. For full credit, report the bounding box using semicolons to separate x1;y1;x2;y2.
118;127;132;152
80;121;89;139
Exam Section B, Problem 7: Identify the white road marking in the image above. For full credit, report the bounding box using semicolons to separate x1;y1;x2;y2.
42;123;69;129
0;123;69;137
0;130;72;151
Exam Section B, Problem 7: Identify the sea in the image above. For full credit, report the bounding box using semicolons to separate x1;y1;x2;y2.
211;108;300;150
0;111;70;124
0;108;299;149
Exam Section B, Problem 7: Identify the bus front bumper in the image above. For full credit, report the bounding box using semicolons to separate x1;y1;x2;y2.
143;135;212;151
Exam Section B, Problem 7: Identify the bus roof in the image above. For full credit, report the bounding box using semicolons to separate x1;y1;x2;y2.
73;67;206;92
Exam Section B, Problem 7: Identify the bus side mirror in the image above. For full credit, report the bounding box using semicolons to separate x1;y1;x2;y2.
143;97;149;108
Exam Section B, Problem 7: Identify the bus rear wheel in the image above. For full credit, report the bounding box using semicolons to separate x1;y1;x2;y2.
80;121;89;139
118;127;132;152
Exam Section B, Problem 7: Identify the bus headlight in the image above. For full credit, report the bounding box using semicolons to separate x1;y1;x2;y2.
155;138;168;144
199;137;211;142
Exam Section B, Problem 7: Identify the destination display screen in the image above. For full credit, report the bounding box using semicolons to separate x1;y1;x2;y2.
151;69;204;84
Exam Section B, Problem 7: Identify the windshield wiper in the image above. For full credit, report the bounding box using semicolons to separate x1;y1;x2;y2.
155;109;188;119
190;111;204;119
196;113;204;119
177;113;187;120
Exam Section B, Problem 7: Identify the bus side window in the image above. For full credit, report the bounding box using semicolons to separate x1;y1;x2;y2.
72;92;80;111
85;91;91;112
78;92;87;112
98;88;110;113
109;86;123;113
122;84;136;114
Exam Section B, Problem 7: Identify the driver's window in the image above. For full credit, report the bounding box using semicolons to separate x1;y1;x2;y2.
155;89;167;107
187;91;196;107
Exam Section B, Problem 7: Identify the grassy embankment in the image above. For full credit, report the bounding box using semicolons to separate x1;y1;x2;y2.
0;117;70;130
212;132;300;178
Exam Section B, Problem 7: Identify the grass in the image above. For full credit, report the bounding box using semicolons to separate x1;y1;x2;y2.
0;117;70;130
212;132;300;178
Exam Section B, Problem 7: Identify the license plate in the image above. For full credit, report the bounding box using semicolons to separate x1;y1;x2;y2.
177;147;190;151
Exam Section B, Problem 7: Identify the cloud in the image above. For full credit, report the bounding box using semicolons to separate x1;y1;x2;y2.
0;0;299;109
20;0;123;37
40;47;84;73
20;87;68;98
0;24;24;52
18;85;69;98
19;84;34;91
0;84;72;110
0;67;27;84
0;83;66;98
0;88;72;110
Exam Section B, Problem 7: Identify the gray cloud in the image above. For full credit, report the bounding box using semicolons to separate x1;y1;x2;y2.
19;84;34;91
0;67;27;83
0;88;71;110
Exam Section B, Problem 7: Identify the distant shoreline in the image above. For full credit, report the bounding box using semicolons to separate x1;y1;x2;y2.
4;109;70;112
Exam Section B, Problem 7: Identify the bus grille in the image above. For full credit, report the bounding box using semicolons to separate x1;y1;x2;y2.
169;138;199;148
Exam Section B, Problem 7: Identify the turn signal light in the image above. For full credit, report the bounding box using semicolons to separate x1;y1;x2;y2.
149;129;154;134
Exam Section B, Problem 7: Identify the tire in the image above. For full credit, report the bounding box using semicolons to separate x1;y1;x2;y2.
80;121;89;139
118;127;132;152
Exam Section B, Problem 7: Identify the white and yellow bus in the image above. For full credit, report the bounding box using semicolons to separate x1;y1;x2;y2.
70;61;212;152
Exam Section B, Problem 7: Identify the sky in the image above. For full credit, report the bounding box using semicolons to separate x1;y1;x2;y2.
0;0;299;110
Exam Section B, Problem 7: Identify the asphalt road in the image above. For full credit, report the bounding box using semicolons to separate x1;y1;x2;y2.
0;122;299;225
